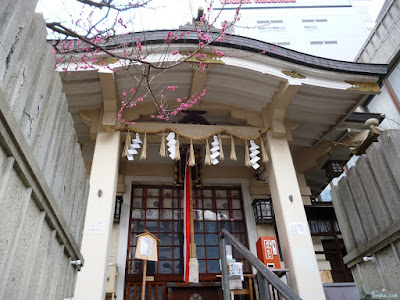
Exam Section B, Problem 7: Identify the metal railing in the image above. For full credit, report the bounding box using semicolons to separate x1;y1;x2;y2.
219;229;302;300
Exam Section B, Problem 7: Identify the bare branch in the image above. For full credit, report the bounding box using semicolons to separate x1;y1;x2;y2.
75;0;153;12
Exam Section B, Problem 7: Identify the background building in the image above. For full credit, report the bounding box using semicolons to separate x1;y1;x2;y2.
356;0;400;129
213;0;379;61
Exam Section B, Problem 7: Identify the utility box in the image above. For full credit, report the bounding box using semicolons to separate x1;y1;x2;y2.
256;237;281;269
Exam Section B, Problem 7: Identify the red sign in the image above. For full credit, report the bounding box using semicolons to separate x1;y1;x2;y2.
221;0;296;3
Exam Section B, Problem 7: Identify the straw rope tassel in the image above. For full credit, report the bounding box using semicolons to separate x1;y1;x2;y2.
160;131;166;157
230;135;237;161
245;140;251;167
175;135;181;161
189;139;195;167
218;134;224;160
140;133;147;160
260;136;269;163
122;131;132;157
205;139;211;165
188;165;199;283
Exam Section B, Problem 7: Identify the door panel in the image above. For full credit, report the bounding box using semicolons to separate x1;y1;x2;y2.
125;185;249;299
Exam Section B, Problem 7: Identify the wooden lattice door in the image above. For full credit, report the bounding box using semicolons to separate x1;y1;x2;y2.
124;185;250;300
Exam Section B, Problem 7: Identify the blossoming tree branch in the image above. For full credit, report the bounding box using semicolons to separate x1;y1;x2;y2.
45;0;252;124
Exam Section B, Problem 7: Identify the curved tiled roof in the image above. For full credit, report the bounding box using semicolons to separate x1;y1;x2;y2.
105;29;387;77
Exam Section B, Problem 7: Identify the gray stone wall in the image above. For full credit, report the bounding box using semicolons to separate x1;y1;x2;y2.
355;0;400;64
0;1;89;299
331;130;400;299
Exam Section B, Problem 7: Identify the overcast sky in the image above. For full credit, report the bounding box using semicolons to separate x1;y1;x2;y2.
35;0;200;32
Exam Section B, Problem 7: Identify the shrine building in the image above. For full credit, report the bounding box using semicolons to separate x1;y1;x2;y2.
60;30;386;300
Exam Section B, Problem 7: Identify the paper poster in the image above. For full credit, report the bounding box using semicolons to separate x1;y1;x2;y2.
140;236;154;257
290;223;308;235
271;240;278;255
229;262;244;281
85;221;106;234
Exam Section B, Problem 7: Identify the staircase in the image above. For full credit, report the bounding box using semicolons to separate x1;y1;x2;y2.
219;229;301;300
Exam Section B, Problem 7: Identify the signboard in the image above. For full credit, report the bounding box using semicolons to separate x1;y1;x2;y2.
135;231;159;261
134;230;160;300
85;221;106;234
228;263;244;290
290;223;308;235
264;239;278;259
229;262;244;280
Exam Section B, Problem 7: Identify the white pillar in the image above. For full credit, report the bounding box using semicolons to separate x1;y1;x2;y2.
75;131;121;300
266;132;326;300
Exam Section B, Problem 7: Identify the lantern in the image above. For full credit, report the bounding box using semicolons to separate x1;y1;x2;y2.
323;160;344;180
252;198;274;224
114;196;123;223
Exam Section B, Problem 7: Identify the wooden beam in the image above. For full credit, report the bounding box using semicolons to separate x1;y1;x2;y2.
80;109;102;140
292;141;332;173
263;80;302;137
189;65;207;97
98;71;119;127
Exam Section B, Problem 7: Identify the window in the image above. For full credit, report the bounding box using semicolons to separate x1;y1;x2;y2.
126;185;250;280
257;20;283;24
304;25;318;31
310;41;338;45
269;20;283;24
302;18;327;23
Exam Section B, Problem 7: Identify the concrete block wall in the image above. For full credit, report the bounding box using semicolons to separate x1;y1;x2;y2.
331;130;400;298
0;0;89;299
356;0;400;64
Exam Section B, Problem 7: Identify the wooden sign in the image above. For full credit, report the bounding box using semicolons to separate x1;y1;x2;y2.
134;230;160;300
135;230;159;262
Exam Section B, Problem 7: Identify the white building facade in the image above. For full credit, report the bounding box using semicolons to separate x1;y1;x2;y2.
213;0;373;61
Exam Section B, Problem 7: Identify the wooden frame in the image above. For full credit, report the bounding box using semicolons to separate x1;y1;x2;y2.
124;184;250;299
174;148;203;188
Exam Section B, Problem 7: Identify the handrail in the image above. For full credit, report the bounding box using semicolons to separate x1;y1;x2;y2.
219;228;302;300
